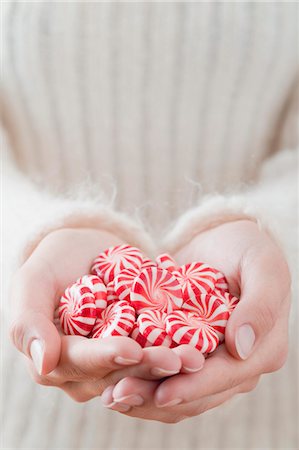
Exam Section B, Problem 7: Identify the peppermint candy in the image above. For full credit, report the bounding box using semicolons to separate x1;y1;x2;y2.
130;322;152;348
131;267;183;314
137;310;173;347
91;245;143;284
214;289;240;314
59;283;97;336
173;262;218;298
156;253;176;272
114;267;140;302
76;275;107;317
106;281;119;305
166;310;219;353
182;292;230;342
91;300;135;339
141;257;157;269
214;271;229;292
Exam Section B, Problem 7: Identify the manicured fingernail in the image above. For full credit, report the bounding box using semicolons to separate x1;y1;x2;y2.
114;356;140;365
114;394;144;406
156;398;182;408
183;364;204;373
236;324;255;360
151;367;179;377
30;339;44;375
103;402;131;412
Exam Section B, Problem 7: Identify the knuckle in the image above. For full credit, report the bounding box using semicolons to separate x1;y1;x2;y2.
238;377;260;394
61;365;86;381
254;302;277;334
266;341;288;372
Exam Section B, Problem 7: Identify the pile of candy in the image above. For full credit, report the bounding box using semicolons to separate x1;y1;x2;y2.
59;245;239;354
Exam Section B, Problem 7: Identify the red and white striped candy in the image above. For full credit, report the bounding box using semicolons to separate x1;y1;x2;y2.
76;275;107;317
91;300;135;339
166;310;219;353
141;257;157;269
173;262;218;298
114;267;140;302
130;322;152;348
214;289;239;314
131;267;183;314
156;253;176;272
137;310;173;347
91;245;143;284
214;271;229;292
59;283;97;336
182;292;230;341
106;281;119;305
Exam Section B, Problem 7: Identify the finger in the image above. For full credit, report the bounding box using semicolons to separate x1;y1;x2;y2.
9;268;61;375
112;377;158;406
46;335;143;383
171;345;205;373
65;344;179;400
101;385;131;412
154;345;257;407
225;243;291;360
102;346;182;387
107;374;260;423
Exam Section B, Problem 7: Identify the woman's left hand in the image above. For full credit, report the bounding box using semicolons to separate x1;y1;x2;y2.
100;220;291;423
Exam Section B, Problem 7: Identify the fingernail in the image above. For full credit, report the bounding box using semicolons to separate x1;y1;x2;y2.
151;367;179;377
183;364;204;373
114;356;140;365
103;402;131;412
30;339;44;375
236;324;255;360
156;398;182;408
114;394;144;406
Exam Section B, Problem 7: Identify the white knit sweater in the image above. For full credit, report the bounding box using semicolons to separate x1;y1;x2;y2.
1;2;298;449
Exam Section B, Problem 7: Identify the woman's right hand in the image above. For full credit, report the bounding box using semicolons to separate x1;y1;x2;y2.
9;228;203;406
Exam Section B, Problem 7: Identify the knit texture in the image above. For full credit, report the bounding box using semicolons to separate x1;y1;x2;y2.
1;2;298;449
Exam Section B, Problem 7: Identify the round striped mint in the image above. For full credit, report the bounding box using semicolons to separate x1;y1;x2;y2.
130;322;152;348
213;289;240;314
90;245;143;284
155;253;176;272
131;267;183;314
166;310;220;353
182;292;230;342
173;262;218;298
214;271;229;292
106;281;119;305
137;310;173;347
76;275;107;317
59;283;97;336
91;300;135;339
141;257;157;269
114;267;140;302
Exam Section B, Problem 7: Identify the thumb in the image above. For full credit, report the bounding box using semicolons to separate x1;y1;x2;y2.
225;253;290;360
9;269;61;375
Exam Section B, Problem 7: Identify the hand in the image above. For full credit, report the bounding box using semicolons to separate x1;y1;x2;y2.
101;220;291;422
9;228;200;404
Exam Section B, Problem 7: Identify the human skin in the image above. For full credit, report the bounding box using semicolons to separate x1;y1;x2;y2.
100;220;291;423
9;228;205;407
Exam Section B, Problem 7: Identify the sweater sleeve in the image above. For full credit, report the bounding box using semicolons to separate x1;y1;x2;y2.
162;146;298;269
2;124;156;277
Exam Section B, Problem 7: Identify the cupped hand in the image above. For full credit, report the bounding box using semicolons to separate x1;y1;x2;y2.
9;228;197;404
102;219;291;422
